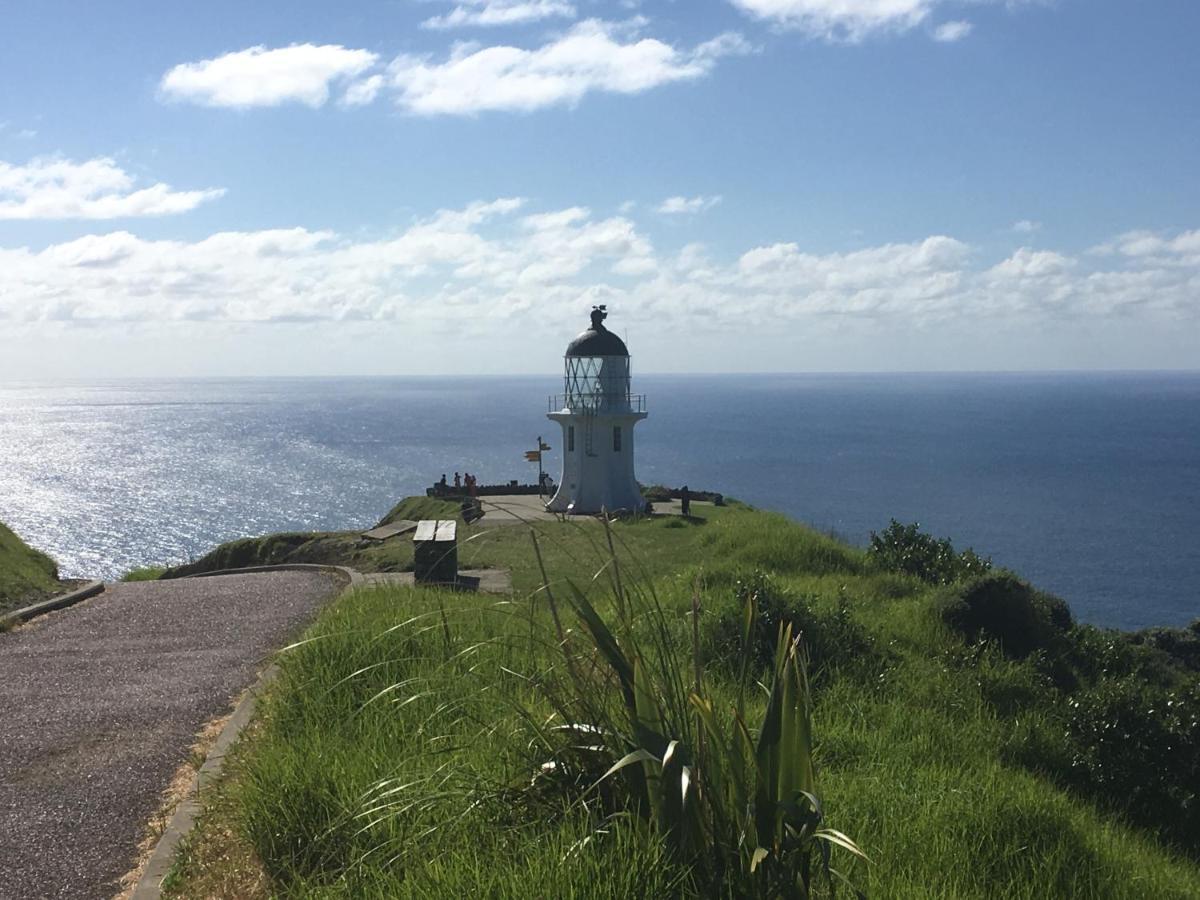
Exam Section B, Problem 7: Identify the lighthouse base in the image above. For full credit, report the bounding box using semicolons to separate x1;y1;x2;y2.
546;410;647;515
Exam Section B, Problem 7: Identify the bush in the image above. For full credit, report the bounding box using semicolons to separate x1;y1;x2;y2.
704;573;876;681
868;519;991;585
1128;622;1200;674
1065;624;1184;688
937;572;1073;661
1060;677;1200;850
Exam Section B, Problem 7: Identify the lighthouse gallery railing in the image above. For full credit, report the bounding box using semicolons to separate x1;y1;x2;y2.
548;393;647;414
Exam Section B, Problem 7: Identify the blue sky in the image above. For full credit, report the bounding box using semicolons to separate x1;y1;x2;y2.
1;0;1198;376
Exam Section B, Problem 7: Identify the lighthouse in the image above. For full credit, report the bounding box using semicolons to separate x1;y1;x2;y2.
546;306;648;515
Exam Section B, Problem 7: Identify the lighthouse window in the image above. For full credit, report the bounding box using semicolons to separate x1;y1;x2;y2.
568;426;575;452
613;426;622;452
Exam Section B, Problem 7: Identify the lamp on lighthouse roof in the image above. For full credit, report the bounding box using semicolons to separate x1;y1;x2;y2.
546;306;648;515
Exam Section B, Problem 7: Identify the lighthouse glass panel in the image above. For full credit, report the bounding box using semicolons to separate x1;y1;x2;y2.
564;356;631;412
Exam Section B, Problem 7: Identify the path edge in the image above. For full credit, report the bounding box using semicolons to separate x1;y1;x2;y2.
130;564;365;900
1;580;105;627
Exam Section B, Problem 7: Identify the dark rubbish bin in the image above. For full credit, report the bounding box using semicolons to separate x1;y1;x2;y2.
413;519;458;584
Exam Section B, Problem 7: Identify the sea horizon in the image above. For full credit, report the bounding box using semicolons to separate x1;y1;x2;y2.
3;370;1198;632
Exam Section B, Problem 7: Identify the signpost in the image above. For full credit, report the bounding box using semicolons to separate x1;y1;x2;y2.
526;436;552;496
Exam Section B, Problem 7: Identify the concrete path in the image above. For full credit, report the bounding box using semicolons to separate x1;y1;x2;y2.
478;494;559;524
647;499;711;518
0;571;342;900
361;519;417;541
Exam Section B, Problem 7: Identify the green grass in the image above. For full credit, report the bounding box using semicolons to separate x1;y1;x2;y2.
0;521;60;614
376;495;466;527
161;496;725;593
164;503;1200;898
122;565;168;582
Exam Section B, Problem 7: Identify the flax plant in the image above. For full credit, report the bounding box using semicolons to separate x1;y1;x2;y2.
530;517;867;898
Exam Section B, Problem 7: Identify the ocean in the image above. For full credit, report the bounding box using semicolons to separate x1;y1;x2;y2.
1;373;1197;631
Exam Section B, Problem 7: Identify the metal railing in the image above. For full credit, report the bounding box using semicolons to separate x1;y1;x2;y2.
548;393;647;414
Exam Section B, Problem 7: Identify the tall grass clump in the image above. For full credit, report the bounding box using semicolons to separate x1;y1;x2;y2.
514;520;867;897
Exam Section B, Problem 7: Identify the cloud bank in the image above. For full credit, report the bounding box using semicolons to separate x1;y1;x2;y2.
1;201;1195;332
0;157;224;220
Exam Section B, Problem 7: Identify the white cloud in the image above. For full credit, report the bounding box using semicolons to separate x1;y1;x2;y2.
1;200;1196;334
160;44;379;108
986;247;1072;279
160;24;750;116
1012;219;1041;233
0;157;224;220
1;122;39;140
657;195;722;215
342;74;386;107
422;0;577;30
729;0;935;42
1095;229;1200;267
932;20;972;42
387;20;751;115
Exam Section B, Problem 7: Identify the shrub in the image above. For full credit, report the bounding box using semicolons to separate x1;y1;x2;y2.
703;573;876;682
937;572;1073;661
1065;624;1184;688
1127;622;1200;674
1060;677;1200;850
868;520;991;585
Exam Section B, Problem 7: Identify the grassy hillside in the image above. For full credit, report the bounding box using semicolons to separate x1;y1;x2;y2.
0;522;61;614
164;502;1200;898
161;497;466;579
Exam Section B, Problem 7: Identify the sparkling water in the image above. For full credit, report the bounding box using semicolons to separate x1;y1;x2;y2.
2;373;1197;629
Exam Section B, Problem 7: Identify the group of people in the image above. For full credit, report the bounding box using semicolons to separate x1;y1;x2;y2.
438;472;479;497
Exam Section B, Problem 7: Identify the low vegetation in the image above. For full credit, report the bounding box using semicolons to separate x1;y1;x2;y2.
122;566;168;582
0;521;62;614
162;497;466;579
163;503;1200;898
868;518;992;585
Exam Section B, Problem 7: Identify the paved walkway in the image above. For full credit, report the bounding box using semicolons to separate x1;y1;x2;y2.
0;571;342;900
478;494;560;524
646;498;711;517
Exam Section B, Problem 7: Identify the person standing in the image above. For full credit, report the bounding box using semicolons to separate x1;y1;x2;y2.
680;484;691;518
454;472;461;490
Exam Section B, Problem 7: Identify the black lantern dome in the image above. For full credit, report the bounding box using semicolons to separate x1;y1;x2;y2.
566;327;628;357
559;306;633;412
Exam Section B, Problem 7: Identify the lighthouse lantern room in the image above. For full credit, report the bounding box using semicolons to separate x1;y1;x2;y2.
546;306;647;515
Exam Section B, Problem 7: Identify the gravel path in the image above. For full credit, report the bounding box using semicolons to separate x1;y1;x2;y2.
0;571;343;900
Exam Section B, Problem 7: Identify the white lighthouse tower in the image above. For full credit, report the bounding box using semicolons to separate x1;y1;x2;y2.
546;306;648;515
